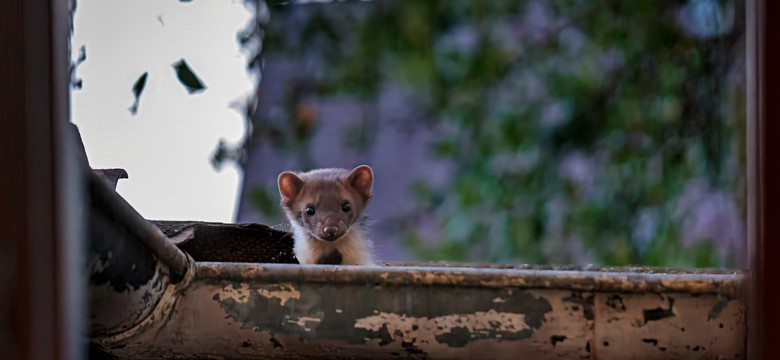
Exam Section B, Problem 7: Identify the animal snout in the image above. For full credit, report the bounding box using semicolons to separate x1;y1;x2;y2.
322;225;340;240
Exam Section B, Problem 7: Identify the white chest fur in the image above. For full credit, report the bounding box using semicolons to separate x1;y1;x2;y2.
291;222;374;265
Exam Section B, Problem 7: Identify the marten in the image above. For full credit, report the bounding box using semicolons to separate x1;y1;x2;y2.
277;165;375;265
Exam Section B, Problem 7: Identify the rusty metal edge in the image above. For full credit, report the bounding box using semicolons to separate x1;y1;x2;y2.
88;171;190;282
379;261;745;274
194;262;746;297
90;253;198;347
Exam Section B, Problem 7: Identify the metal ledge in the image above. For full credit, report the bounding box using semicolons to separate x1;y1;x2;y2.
196;262;745;297
87;219;746;359
91;260;745;359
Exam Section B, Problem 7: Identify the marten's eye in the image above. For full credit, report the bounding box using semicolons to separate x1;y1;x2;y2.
305;206;316;216
341;201;351;213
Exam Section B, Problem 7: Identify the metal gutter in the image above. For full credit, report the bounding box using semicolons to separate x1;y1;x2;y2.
89;171;189;282
87;168;194;340
86;218;746;359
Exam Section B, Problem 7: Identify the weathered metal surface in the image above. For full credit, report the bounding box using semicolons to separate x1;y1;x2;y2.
195;263;744;297
86;219;746;359
90;173;190;282
87;172;193;339
593;292;743;358
90;260;746;359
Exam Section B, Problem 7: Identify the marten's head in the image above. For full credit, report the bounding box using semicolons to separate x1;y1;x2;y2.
278;165;373;242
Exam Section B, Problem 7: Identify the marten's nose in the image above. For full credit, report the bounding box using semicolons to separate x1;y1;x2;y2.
323;225;340;240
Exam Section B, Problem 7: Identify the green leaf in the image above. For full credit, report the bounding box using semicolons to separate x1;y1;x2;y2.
129;72;148;115
173;59;206;94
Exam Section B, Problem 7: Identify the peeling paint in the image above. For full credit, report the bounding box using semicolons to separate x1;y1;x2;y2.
218;282;252;303
606;294;626;312
563;292;595;321
288;316;322;331
95;270;748;359
216;282;301;309
643;297;676;324
355;310;533;347
91;245;746;360
257;282;301;306
551;335;567;347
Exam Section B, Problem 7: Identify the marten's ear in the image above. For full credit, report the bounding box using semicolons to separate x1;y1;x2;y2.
348;165;373;201
278;171;303;203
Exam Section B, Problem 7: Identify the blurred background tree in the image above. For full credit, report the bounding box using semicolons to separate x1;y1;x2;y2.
239;0;745;268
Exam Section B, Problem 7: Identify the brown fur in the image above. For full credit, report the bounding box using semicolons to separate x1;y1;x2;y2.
278;165;375;265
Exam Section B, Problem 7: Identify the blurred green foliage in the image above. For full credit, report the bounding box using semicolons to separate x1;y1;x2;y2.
260;0;745;267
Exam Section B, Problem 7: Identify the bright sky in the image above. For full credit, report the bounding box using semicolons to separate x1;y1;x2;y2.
71;0;257;222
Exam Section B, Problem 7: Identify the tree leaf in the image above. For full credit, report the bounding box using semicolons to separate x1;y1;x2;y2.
173;59;206;94
129;72;148;115
77;46;86;63
70;46;86;90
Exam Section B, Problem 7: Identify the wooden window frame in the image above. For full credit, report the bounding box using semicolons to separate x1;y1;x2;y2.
0;0;83;359
747;0;778;359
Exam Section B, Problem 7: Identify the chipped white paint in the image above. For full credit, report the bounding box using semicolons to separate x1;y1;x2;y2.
218;283;252;303
354;310;531;343
217;282;300;306
256;282;301;306
336;309;343;313
288;316;322;332
492;297;506;303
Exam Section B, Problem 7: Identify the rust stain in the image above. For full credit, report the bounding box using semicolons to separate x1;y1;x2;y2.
479;278;528;287
404;270;466;285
